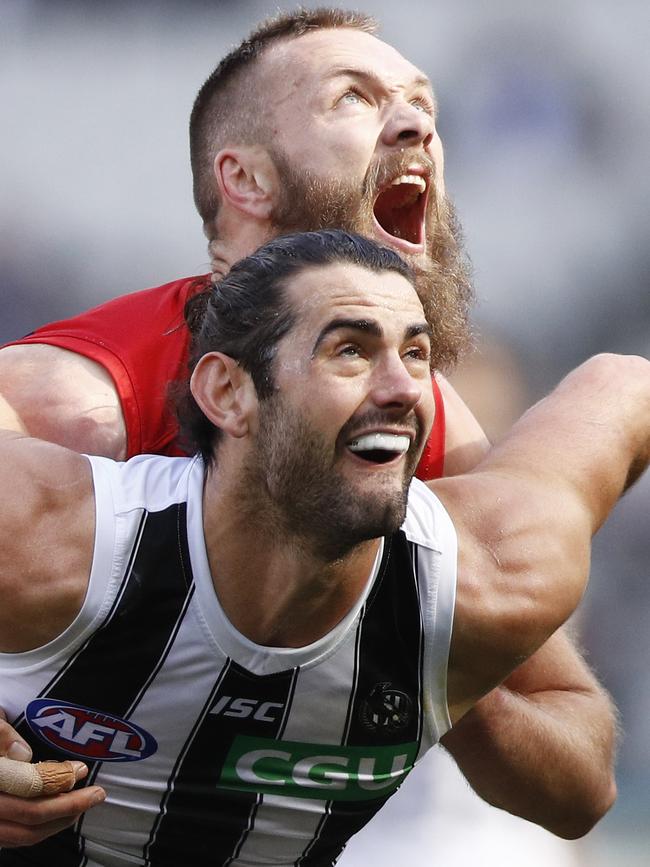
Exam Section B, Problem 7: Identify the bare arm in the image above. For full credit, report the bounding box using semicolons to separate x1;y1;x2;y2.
0;429;106;842
0;426;95;651
435;367;619;836
433;354;650;722
0;344;127;459
441;629;617;838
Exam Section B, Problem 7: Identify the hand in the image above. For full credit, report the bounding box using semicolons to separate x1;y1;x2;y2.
0;710;106;847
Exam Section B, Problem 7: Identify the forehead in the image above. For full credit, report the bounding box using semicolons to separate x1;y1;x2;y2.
284;262;425;331
260;28;430;97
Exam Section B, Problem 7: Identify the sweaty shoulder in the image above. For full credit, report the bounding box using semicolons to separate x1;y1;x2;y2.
2;275;210;458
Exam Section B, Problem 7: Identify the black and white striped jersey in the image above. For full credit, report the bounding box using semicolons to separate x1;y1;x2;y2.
0;454;457;867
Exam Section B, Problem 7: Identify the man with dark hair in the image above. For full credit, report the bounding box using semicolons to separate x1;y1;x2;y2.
0;230;648;866
0;6;619;851
180;229;417;462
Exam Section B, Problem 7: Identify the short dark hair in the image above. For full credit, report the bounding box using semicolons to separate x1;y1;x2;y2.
177;229;415;464
189;7;377;235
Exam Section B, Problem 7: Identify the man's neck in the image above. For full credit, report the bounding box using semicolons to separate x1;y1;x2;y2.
201;470;381;648
208;221;274;281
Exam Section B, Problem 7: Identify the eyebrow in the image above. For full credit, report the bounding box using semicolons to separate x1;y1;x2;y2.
405;322;434;342
312;317;433;354
325;66;438;115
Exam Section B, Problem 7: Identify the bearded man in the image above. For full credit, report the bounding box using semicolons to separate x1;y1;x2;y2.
0;230;648;866
0;7;617;852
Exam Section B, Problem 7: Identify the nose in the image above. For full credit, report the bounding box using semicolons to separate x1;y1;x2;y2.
381;100;435;151
370;353;423;413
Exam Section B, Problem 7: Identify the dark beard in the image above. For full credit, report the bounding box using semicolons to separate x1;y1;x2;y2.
269;147;474;371
241;396;420;562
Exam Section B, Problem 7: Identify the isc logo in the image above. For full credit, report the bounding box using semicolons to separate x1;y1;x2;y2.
26;699;157;762
210;696;284;723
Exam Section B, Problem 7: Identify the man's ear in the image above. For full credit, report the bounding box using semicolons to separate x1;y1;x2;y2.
190;352;255;439
214;146;277;220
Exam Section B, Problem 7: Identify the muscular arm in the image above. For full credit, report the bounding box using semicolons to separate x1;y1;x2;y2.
440;630;617;838
0;344;127;459
434;371;619;836
439;355;650;715
0;426;95;651
0;427;106;843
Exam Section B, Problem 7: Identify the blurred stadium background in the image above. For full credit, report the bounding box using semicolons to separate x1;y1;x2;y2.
2;0;648;863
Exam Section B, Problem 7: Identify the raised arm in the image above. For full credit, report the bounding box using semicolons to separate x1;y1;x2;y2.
433;354;650;724
0;345;127;459
433;367;620;837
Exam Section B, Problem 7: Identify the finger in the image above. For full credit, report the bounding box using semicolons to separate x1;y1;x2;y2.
0;813;84;848
0;714;32;763
0;785;106;845
0;785;105;826
0;758;85;798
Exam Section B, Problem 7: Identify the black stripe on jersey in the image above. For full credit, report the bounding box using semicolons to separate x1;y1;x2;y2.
144;658;232;863
298;531;425;866
225;666;300;866
0;504;195;867
144;661;299;867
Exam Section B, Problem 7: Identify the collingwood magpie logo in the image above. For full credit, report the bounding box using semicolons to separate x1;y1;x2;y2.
359;683;413;732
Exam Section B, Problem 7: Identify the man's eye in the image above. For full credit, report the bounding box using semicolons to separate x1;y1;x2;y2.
410;97;435;115
339;90;366;106
404;346;430;362
338;344;362;357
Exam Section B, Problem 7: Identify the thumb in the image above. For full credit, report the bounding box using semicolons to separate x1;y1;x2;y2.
0;709;33;763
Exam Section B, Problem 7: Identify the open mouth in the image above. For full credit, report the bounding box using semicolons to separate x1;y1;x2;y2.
347;432;411;465
373;174;428;249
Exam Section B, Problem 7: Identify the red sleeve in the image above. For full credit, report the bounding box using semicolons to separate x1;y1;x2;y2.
5;275;209;458
415;374;446;480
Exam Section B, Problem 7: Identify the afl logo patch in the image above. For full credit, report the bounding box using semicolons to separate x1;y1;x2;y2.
26;699;157;762
359;683;413;733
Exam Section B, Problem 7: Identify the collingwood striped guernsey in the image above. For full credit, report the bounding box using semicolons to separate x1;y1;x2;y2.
0;453;457;867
